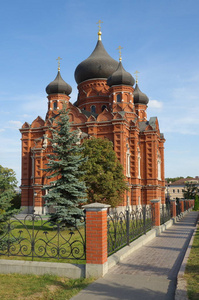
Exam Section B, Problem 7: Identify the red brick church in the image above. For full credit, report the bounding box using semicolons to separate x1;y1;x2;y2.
20;28;165;214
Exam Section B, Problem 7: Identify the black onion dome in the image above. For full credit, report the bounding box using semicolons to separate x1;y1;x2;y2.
75;40;118;84
46;71;72;95
133;83;149;105
107;61;135;87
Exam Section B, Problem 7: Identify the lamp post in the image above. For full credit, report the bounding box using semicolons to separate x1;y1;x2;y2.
126;182;131;211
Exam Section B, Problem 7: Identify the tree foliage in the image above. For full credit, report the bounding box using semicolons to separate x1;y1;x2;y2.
11;193;21;209
43;108;87;224
194;195;199;211
0;165;19;233
166;177;184;183
80;138;128;207
182;181;198;199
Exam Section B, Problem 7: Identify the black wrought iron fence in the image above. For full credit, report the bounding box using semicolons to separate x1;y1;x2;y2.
160;203;171;225
107;205;154;256
176;201;181;216
0;213;86;261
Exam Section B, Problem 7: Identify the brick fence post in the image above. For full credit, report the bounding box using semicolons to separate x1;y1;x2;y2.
192;199;195;208
179;199;184;213
150;199;160;226
170;199;176;218
83;202;110;278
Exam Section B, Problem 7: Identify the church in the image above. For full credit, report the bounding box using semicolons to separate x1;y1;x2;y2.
20;27;165;214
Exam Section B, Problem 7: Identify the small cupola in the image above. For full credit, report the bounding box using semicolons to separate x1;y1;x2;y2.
133;83;149;105
46;59;72;96
107;61;135;87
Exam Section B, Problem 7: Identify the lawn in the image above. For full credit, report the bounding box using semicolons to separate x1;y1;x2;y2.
185;224;199;300
0;273;94;300
0;217;86;263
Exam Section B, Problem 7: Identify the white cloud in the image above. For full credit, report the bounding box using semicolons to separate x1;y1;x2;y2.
0;129;5;132
18;114;31;118
158;115;199;135
148;99;163;109
8;120;23;129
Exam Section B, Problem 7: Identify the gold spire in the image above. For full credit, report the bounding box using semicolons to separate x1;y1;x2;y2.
134;70;140;83
56;56;62;71
117;46;123;62
97;20;103;40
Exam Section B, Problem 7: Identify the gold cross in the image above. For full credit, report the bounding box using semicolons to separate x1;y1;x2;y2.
56;56;62;71
117;46;123;62
134;70;140;83
96;20;103;31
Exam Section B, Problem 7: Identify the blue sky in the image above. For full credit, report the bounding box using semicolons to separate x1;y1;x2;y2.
0;0;199;184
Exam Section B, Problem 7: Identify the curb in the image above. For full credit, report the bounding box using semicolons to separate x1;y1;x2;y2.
175;213;199;300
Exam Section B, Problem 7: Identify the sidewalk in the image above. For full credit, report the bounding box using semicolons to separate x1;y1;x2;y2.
71;211;198;300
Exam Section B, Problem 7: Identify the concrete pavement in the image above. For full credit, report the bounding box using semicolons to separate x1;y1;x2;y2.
71;211;198;300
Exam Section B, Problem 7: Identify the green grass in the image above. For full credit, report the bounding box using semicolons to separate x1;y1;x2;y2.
0;273;94;300
0;219;86;263
185;224;199;300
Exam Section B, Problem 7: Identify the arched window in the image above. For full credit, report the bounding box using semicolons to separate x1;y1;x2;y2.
91;105;96;113
117;94;121;102
157;150;161;180
138;147;141;179
101;105;107;111
126;144;130;177
53;102;57;110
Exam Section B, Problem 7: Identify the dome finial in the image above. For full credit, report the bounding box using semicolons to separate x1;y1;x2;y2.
56;56;62;71
117;45;123;62
134;70;140;84
96;19;103;40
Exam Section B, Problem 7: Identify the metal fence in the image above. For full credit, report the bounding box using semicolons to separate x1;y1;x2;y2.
0;213;86;261
107;205;154;256
160;203;171;225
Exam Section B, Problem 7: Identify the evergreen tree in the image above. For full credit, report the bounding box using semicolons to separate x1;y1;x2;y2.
0;166;19;234
43;108;87;225
80;138;128;207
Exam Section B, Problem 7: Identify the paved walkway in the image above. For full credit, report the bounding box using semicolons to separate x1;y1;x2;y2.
71;211;198;300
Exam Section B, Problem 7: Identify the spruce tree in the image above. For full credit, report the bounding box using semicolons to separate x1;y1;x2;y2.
0;166;19;235
43;108;87;225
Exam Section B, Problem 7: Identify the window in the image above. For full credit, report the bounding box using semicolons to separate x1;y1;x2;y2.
173;189;175;193
101;105;107;111
138;147;141;178
91;105;96;113
53;102;57;110
117;94;121;102
177;189;180;193
157;150;161;180
126;144;130;177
